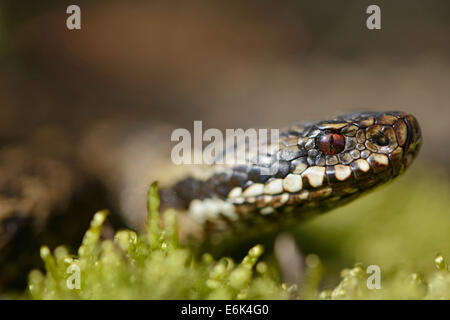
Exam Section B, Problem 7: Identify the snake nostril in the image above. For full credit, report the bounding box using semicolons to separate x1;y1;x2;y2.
372;134;389;146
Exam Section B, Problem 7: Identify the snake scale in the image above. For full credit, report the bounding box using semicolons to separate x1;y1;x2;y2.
160;111;422;241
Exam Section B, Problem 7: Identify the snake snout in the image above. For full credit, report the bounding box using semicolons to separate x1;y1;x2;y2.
402;113;422;167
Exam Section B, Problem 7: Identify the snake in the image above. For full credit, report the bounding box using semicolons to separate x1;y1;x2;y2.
160;111;422;241
0;110;422;289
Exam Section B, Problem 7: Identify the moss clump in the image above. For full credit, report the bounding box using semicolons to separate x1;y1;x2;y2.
316;255;450;300
27;183;290;300
27;170;450;300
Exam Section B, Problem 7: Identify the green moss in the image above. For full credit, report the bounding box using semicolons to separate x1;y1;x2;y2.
27;182;289;300
27;170;450;300
314;254;449;300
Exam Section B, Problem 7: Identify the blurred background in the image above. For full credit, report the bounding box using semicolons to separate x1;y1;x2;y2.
0;0;449;294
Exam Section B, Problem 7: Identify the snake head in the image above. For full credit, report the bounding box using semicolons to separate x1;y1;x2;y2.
294;111;422;193
173;111;422;230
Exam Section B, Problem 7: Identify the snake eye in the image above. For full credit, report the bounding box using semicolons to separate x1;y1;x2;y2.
317;133;345;155
372;134;389;146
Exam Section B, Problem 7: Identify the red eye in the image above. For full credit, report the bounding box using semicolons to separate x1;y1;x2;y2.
317;133;345;155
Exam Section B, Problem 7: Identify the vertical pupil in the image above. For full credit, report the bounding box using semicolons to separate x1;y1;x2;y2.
317;133;345;155
329;134;334;153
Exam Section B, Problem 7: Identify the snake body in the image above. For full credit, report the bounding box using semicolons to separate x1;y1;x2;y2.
161;111;422;237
